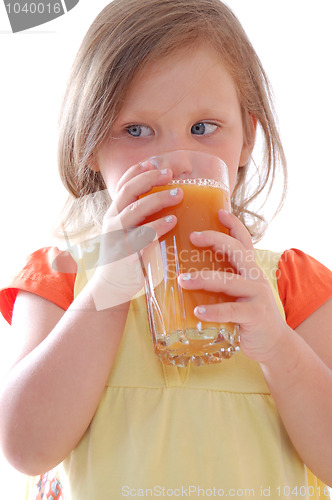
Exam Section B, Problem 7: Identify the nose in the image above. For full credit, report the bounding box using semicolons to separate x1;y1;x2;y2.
149;150;194;179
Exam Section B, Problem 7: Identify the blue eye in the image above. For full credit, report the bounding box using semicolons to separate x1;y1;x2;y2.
191;122;218;135
127;125;153;137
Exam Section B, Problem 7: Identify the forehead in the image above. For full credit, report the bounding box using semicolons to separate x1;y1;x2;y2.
118;46;239;116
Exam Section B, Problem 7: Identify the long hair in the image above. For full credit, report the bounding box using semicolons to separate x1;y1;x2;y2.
57;0;287;242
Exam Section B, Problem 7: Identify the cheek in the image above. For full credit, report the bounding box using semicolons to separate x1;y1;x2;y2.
228;167;238;195
216;150;241;195
103;173;120;199
227;134;247;194
214;129;245;194
97;149;127;197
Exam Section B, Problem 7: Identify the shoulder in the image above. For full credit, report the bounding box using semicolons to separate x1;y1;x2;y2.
277;248;332;329
0;247;77;324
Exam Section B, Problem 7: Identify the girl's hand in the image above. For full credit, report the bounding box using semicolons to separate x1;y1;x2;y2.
178;210;290;362
91;161;183;309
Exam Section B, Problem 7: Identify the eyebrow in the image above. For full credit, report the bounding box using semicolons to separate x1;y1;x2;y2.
115;107;234;125
114;109;167;124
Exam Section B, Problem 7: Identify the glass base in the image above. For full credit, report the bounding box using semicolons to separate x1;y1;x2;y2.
154;326;240;367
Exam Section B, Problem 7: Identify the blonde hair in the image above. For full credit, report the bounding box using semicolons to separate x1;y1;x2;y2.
57;0;287;242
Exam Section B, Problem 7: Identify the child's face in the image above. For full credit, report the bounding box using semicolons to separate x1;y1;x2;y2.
97;46;255;197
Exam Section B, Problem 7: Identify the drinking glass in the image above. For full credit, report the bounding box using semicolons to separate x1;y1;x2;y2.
141;150;240;367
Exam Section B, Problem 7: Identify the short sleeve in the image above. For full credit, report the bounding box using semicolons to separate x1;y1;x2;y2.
0;247;77;325
277;248;332;329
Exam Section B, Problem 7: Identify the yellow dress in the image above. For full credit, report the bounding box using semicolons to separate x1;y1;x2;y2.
54;249;328;499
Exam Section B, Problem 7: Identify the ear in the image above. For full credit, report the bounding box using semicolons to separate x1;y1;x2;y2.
239;113;257;167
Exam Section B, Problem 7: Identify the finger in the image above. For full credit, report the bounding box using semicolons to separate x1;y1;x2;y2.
189;230;258;277
119;185;183;228
152;214;178;240
132;214;178;252
178;270;258;297
115;166;173;212
115;160;154;194
217;209;254;250
193;300;253;325
95;215;178;267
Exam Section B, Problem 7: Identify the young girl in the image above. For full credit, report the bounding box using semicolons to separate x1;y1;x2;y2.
1;0;332;499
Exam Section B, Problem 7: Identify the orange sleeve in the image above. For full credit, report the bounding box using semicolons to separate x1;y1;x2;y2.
277;248;332;330
0;247;77;325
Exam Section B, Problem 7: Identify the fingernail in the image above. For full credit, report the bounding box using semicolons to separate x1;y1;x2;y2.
141;161;151;170
161;168;168;175
169;188;178;196
196;306;206;315
165;215;174;223
181;273;192;281
193;231;202;236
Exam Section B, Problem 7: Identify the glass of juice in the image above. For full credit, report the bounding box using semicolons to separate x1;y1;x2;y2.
141;150;240;367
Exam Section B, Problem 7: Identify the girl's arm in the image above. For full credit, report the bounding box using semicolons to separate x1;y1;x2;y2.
260;297;332;486
179;209;332;486
0;286;129;475
0;162;182;475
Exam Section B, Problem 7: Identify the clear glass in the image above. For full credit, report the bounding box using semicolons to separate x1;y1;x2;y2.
141;150;240;367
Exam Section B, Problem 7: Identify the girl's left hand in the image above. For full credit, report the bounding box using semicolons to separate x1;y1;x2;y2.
178;209;291;363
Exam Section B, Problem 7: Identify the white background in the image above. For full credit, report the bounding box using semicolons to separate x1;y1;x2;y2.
0;1;331;497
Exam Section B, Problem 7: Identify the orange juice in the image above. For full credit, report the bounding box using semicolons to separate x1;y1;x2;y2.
142;179;240;366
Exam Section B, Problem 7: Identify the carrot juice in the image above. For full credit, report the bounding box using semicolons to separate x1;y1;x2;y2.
142;178;240;367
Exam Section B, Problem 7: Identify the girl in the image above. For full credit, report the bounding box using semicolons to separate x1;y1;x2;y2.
1;0;332;498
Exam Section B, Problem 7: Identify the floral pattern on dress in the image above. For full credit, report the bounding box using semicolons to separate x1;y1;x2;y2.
30;470;64;500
